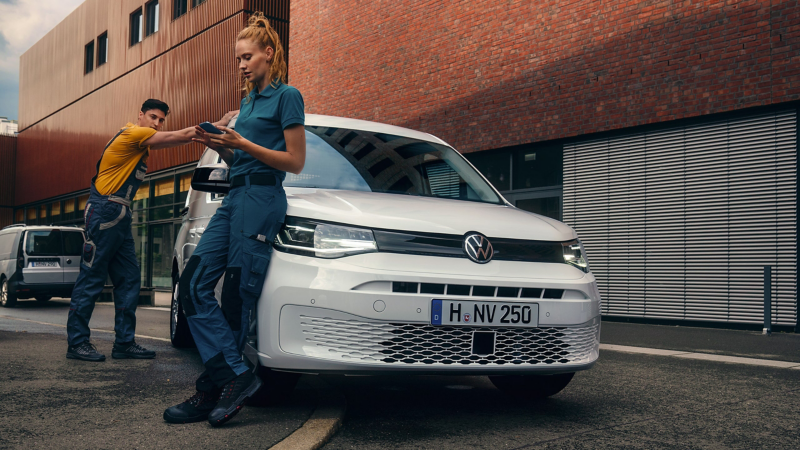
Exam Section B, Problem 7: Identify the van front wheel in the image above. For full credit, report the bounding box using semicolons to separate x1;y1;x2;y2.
170;274;196;348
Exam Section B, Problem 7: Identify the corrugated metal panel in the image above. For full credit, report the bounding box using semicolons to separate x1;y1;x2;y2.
0;209;12;229
0;135;16;207
564;109;797;326
15;13;246;206
19;0;246;130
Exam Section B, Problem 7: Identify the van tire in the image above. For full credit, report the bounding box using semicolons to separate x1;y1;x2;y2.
247;366;301;407
1;278;16;308
489;372;575;400
170;274;196;348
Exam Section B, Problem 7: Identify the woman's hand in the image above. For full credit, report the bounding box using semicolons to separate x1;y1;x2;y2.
192;126;224;150
207;127;246;150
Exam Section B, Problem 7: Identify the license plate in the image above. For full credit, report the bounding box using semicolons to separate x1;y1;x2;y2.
431;299;538;327
32;261;58;268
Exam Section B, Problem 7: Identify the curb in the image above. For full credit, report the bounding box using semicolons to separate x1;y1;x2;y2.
269;376;347;450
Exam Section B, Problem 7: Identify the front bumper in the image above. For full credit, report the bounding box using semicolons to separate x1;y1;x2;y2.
253;250;601;374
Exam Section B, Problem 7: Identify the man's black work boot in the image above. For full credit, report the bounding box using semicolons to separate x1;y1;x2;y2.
207;370;262;427
66;341;106;361
163;390;219;424
112;341;156;359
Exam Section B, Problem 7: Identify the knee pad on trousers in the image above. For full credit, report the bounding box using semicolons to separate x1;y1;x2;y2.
221;267;243;331
179;256;201;317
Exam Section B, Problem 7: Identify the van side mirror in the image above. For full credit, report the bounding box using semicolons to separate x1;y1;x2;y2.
191;164;230;194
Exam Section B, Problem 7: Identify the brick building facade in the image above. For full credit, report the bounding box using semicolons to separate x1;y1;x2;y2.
291;0;799;152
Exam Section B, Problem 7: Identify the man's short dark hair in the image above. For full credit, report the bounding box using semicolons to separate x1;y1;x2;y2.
141;99;170;116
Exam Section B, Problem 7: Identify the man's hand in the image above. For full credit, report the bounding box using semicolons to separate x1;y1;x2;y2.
213;110;239;128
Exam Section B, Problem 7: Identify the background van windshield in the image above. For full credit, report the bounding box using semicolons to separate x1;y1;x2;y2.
26;230;62;256
284;127;502;204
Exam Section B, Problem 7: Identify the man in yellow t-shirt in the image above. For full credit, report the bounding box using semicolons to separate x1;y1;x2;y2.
67;99;238;362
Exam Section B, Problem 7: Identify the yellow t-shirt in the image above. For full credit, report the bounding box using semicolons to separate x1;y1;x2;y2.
94;123;157;195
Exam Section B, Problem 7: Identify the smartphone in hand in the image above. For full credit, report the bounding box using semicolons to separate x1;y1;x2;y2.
199;122;225;134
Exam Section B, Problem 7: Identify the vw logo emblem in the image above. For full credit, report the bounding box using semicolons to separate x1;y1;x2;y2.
464;233;494;264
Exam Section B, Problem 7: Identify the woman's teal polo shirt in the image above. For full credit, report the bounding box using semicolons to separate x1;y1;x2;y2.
230;81;305;181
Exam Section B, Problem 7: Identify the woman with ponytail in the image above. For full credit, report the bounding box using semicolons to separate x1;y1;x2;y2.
164;13;306;427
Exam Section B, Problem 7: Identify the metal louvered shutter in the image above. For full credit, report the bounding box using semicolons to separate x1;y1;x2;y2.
564;109;797;326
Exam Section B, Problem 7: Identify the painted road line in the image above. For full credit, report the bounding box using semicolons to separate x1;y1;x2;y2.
601;344;691;356
94;303;171;312
0;315;171;342
600;343;800;369
673;352;800;368
269;376;346;450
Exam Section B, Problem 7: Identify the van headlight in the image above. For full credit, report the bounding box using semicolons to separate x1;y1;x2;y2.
562;239;590;272
275;217;378;258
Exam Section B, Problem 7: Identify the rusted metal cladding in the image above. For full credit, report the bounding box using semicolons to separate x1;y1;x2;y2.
0;209;12;229
0;135;16;207
19;0;246;130
15;13;247;206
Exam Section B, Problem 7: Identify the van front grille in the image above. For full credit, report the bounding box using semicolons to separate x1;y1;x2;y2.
296;315;598;366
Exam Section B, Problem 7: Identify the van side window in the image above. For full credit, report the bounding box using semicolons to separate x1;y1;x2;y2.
63;231;84;256
0;233;16;258
26;230;62;256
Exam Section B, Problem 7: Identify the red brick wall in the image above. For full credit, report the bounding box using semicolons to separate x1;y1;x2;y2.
290;0;800;153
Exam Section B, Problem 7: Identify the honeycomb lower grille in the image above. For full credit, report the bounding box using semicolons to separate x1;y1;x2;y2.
297;316;599;366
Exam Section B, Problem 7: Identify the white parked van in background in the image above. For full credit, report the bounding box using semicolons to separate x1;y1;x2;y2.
0;225;85;307
171;115;601;401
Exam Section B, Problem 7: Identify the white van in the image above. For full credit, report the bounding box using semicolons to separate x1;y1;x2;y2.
0;225;85;307
171;115;601;400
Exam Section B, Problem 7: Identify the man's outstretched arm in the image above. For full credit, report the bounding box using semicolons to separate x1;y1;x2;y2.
144;110;238;150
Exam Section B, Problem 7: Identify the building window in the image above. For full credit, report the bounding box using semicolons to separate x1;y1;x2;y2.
145;1;159;37
63;198;76;221
84;40;94;74
464;150;511;191
173;0;187;19
192;0;207;7
130;8;143;46
50;201;62;224
97;32;108;66
512;144;562;190
77;194;89;216
151;176;175;221
14;209;23;224
26;208;36;225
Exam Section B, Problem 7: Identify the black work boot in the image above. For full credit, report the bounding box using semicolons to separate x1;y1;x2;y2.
66;342;106;362
112;341;156;359
163;390;219;424
207;370;262;427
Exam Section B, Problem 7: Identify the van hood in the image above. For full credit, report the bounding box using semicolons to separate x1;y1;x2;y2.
284;189;576;242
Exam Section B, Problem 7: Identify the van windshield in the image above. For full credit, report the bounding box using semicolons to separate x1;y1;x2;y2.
283;126;503;205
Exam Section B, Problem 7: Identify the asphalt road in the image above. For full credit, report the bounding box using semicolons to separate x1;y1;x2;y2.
2;298;799;449
0;299;315;450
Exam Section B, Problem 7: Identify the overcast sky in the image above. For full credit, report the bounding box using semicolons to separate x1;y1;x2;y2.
0;0;84;121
